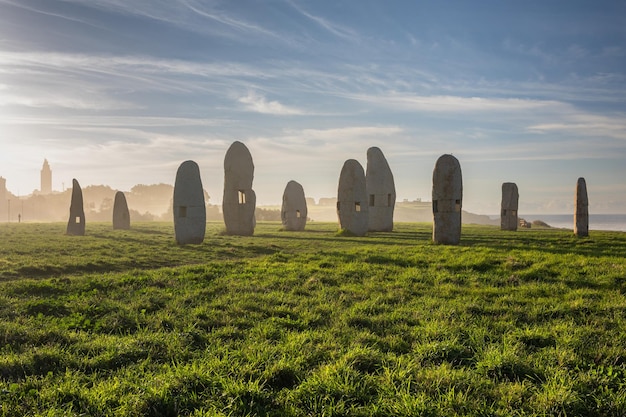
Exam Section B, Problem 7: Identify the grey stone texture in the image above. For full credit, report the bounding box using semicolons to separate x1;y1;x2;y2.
173;160;206;244
222;141;256;236
281;180;307;231
337;159;368;236
66;178;85;236
113;191;131;230
432;154;462;245
366;147;396;232
500;182;519;231
574;177;589;237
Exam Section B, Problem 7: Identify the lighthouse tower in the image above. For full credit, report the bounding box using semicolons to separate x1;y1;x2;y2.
41;159;52;194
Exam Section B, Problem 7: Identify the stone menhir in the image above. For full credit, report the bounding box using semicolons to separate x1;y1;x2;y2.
112;191;130;230
500;182;519;231
366;146;396;232
574;177;589;237
337;159;368;236
432;154;462;245
66;178;85;236
281;180;307;231
222;141;256;236
173;160;206;244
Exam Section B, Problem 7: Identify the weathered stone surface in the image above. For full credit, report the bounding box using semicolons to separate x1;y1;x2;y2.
432;154;462;244
281;180;307;231
66;178;85;236
112;191;130;230
222;141;256;236
173;160;206;244
366;147;396;232
574;177;589;237
337;159;368;236
500;182;519;231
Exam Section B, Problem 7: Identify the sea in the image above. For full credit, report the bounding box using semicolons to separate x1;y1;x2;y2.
496;214;626;232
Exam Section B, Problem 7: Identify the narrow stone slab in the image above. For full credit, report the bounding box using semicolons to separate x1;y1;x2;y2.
366;147;396;232
66;178;85;236
113;191;131;230
173;160;206;244
574;177;589;237
432;154;462;244
281;180;307;231
337;159;368;236
500;182;519;231
222;141;256;236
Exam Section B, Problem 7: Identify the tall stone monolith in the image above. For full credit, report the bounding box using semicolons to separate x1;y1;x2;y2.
574;177;589;237
66;178;85;236
500;182;519;231
337;159;368;236
223;141;256;236
281;180;307;231
366;147;396;232
112;191;130;230
432;154;462;244
173;160;206;244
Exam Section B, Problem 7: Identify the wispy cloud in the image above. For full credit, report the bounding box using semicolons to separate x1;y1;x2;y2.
286;0;358;42
528;113;626;141
238;91;305;115
348;92;562;112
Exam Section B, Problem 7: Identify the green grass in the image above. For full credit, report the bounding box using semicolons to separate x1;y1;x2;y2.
1;221;626;416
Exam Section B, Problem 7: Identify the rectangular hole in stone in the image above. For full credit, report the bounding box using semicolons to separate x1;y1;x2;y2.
336;201;340;211
238;190;246;205
296;210;301;218
433;200;438;213
502;209;507;217
512;210;517;216
369;194;375;206
179;206;187;218
387;194;392;207
455;200;461;212
75;216;81;223
355;202;361;212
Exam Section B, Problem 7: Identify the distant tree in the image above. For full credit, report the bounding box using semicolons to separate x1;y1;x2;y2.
255;208;281;221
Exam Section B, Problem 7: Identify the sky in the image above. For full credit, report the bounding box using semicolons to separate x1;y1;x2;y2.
1;0;625;214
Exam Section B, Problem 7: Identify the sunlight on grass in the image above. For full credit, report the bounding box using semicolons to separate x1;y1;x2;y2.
1;222;626;415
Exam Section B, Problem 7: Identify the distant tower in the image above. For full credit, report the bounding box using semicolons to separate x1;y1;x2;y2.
41;159;52;194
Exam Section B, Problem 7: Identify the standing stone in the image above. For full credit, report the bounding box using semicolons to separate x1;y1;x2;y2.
432;154;462;245
574;177;589;237
281;180;307;231
173;160;206;244
223;141;256;236
337;159;368;236
112;191;131;230
366;147;396;232
66;178;85;236
500;182;519;231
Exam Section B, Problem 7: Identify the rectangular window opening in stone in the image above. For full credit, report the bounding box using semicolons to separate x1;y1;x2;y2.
355;202;361;212
369;194;375;206
502;209;507;217
238;190;246;205
512;210;517;216
296;210;301;218
455;200;461;212
75;216;81;223
387;194;392;207
179;206;187;218
433;200;438;213
336;201;340;211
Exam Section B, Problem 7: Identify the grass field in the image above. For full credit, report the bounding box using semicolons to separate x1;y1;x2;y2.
1;221;626;416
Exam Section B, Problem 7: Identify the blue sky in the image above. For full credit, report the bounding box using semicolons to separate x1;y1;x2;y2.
1;0;625;214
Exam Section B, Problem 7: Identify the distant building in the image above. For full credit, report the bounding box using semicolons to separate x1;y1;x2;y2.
41;159;52;194
0;176;6;202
